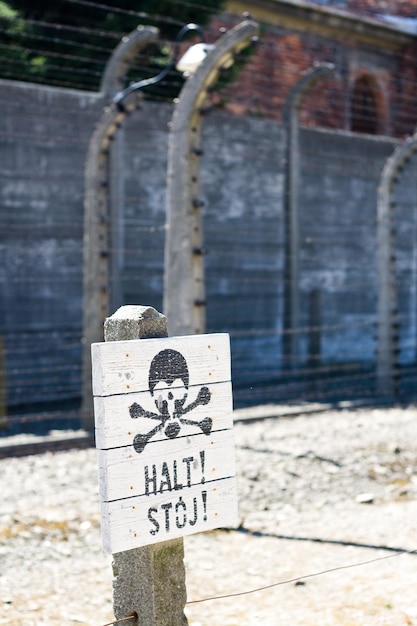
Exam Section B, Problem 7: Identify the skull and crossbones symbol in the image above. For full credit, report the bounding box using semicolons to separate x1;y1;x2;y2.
129;349;212;453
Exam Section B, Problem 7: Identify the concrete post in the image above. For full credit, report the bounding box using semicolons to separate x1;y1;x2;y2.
0;336;6;430
100;26;159;101
307;288;321;372
164;19;259;338
81;26;159;430
377;164;396;396
103;305;188;626
376;133;417;395
282;63;334;369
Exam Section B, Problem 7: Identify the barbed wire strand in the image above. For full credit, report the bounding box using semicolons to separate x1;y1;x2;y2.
102;617;136;626
99;546;417;625
187;546;417;604
1;4;417;409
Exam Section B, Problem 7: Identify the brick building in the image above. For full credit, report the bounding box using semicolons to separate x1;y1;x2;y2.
2;0;417;428
207;0;417;137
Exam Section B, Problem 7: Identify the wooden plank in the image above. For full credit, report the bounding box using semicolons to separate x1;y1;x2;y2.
97;429;235;502
93;330;237;553
92;333;230;397
94;380;233;449
101;477;238;554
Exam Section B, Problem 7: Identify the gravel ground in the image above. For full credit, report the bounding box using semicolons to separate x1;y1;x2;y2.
1;404;417;626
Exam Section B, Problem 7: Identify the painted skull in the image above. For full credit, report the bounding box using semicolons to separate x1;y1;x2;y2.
149;349;189;437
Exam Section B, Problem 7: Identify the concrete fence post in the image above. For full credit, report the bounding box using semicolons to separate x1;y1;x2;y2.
164;19;259;338
81;26;159;431
0;336;6;429
103;305;188;626
307;288;321;371
282;63;334;369
376;131;417;396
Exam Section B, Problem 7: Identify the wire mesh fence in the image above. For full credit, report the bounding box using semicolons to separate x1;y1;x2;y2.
1;0;417;435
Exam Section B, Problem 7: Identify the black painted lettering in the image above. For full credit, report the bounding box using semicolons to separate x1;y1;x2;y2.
188;496;198;526
159;461;172;493
161;502;172;532
182;456;194;487
148;507;160;535
202;490;207;521
173;460;183;491
144;464;157;496
200;450;206;484
175;497;187;528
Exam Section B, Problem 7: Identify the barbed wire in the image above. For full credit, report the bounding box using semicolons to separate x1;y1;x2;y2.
0;1;417;416
63;0;222;23
102;617;136;626
0;4;416;105
187;545;417;604
99;544;417;625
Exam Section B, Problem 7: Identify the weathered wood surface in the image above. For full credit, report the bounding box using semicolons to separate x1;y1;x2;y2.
97;428;235;502
92;333;230;397
101;477;237;554
92;332;237;554
94;380;232;449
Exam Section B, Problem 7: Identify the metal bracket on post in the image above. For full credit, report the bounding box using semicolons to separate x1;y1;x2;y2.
164;19;259;338
103;305;188;626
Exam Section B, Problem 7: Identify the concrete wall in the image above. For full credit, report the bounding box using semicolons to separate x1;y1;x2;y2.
0;77;411;417
299;128;397;362
0;81;103;410
391;149;417;394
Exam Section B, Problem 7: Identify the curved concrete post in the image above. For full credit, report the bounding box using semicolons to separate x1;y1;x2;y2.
82;95;142;425
164;19;259;337
377;131;417;395
82;26;160;428
100;26;159;99
282;63;334;369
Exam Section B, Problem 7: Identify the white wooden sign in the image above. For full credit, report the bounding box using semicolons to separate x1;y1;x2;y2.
92;333;238;554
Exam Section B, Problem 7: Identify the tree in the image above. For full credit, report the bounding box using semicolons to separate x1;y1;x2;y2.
0;0;226;93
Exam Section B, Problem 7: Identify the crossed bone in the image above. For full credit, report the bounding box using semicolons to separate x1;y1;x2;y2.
130;386;212;453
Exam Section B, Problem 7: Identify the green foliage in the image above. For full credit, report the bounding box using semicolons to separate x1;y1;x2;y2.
0;1;17;18
215;37;257;95
0;0;226;93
